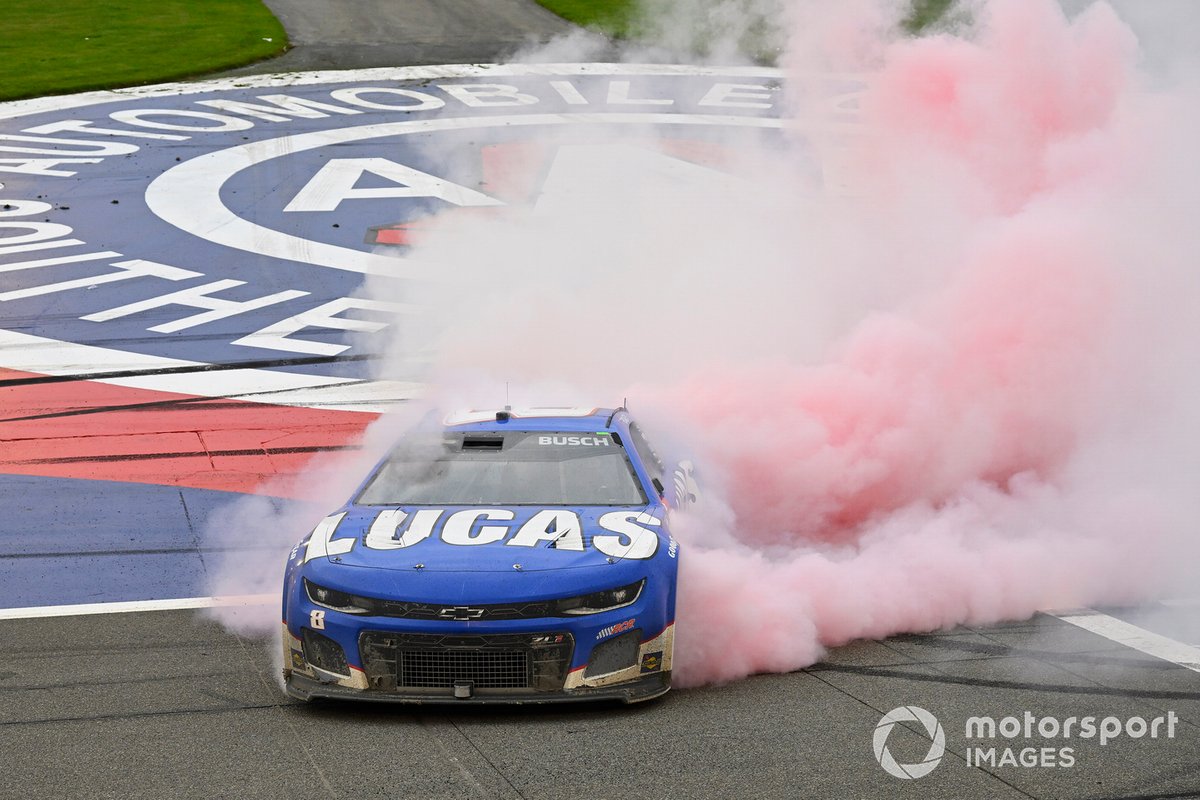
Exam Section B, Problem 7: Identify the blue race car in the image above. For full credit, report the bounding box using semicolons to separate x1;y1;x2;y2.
281;406;691;704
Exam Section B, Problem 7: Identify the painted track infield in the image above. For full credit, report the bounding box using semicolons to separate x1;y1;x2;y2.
2;66;1199;799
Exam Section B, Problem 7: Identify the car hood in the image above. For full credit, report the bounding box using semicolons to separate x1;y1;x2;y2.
315;504;663;573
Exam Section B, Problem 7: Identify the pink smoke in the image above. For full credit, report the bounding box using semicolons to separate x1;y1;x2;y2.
654;217;1114;543
659;0;1198;686
352;0;1200;689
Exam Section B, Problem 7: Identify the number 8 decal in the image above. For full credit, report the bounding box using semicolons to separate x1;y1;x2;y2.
310;609;325;630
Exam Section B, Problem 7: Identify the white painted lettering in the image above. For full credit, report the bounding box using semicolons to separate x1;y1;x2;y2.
0;199;52;218
283;157;503;212
0;221;74;246
24;119;189;141
109;109;255;133
81;278;307;332
0;158;102;177
441;509;514;545
549;81;588;105
438;84;539;107
303;512;353;563
232;296;408;356
0;249;123;274
536;435;610;446
0;134;139;157
364;508;443;550
594;512;661;560
507;510;584;551
0;258;201;302
197;94;362;122
329;87;445;112
0;238;87;257
698;82;775;109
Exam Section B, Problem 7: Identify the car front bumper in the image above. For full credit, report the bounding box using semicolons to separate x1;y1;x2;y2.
281;619;675;705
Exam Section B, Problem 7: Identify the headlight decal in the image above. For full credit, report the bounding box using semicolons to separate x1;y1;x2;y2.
304;577;374;614
301;577;646;618
554;579;644;615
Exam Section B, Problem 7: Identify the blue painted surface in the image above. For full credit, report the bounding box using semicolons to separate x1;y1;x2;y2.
0;474;261;607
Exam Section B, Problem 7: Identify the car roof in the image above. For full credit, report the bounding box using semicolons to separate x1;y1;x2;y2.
443;406;624;432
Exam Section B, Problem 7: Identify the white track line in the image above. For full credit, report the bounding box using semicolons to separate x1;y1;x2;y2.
0;594;275;620
1049;609;1200;673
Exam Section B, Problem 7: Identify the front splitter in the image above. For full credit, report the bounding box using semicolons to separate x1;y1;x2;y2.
285;670;671;705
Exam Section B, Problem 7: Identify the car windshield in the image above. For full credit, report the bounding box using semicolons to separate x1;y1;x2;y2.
355;431;647;506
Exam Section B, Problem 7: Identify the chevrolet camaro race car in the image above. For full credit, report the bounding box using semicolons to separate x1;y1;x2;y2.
281;406;694;704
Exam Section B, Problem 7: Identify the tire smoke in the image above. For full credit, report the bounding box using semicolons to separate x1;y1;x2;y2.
368;0;1200;685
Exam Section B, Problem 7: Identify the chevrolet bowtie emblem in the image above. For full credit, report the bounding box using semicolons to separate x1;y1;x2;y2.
438;606;486;621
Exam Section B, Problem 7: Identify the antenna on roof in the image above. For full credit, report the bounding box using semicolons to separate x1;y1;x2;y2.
497;381;512;422
606;398;627;428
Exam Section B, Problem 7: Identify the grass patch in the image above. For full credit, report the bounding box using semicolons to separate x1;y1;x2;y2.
534;0;642;39
0;0;286;102
902;0;957;34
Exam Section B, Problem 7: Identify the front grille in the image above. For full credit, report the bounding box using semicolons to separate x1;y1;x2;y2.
360;632;573;692
403;648;528;688
364;598;556;621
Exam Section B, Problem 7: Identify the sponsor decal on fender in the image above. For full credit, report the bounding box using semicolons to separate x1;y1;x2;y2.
597;618;637;640
304;506;665;562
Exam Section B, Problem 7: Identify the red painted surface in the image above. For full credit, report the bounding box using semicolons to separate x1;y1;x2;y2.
0;367;375;496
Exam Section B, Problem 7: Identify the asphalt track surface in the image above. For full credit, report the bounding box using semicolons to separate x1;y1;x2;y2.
4;607;1200;799
2;4;1200;800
